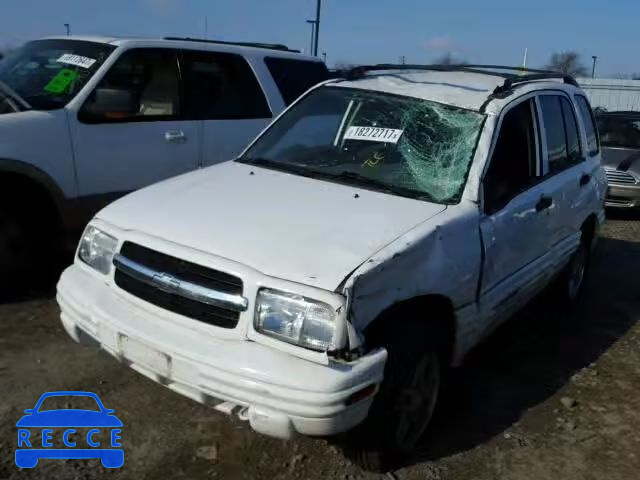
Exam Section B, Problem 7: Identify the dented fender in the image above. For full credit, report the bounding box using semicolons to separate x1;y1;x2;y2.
339;202;482;357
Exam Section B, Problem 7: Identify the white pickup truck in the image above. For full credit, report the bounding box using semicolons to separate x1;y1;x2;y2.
0;36;327;292
57;65;606;471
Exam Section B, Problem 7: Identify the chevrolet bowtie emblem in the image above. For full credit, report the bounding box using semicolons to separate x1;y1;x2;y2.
151;272;181;294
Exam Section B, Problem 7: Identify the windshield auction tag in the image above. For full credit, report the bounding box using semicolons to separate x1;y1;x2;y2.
44;69;79;94
56;53;97;69
344;126;404;144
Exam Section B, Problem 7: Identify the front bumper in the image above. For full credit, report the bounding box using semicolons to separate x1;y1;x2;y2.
57;266;386;439
606;183;640;208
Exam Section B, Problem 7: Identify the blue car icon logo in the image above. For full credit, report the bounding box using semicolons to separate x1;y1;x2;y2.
15;391;123;468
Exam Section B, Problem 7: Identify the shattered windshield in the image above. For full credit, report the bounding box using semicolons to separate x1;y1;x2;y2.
0;39;115;111
239;86;485;203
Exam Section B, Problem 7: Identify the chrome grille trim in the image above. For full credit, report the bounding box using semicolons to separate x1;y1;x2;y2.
113;254;249;312
605;169;638;185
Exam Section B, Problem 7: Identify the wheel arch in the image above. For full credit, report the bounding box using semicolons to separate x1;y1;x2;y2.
362;293;457;365
0;158;67;228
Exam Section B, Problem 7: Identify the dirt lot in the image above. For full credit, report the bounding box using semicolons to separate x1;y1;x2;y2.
1;214;639;480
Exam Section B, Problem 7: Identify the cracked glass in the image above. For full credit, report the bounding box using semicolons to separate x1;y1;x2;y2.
240;86;485;203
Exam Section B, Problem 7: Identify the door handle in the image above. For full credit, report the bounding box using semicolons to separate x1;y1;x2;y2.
536;195;553;212
164;130;186;144
579;173;591;187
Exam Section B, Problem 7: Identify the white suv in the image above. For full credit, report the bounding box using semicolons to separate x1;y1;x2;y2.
57;65;606;470
0;36;327;291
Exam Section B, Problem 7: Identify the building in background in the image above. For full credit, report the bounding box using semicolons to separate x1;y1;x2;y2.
577;78;640;112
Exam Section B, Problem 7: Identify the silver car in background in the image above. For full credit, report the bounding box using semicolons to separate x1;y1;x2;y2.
597;111;640;208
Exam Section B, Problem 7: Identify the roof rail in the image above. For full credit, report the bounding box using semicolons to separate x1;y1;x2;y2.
163;37;300;53
343;63;579;95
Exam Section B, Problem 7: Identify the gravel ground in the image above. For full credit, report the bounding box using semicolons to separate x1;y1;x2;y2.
1;213;639;480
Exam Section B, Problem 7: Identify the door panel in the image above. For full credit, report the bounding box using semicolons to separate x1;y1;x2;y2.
538;94;593;247
70;48;200;197
479;96;556;324
202;119;270;165
180;50;273;166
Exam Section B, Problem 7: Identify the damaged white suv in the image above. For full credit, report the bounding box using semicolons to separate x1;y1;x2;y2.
57;65;606;469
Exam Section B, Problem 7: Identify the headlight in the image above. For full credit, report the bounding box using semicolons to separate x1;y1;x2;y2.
78;225;118;275
255;288;337;351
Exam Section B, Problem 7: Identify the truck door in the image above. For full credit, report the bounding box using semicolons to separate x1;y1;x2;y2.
479;96;554;320
69;48;200;203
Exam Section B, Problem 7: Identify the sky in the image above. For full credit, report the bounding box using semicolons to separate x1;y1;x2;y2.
2;0;640;76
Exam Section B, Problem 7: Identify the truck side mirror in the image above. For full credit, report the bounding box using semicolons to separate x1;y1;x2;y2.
80;88;137;122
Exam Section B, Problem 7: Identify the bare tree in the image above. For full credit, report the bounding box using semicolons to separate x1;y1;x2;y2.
434;52;467;65
545;51;588;76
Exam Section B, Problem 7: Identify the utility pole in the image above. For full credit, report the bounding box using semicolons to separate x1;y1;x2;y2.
306;19;316;55
591;55;598;78
313;0;321;56
204;16;208;39
322;51;327;63
64;23;70;36
399;55;406;65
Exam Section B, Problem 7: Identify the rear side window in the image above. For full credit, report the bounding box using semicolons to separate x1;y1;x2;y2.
575;95;600;155
539;95;582;174
596;115;640;149
181;50;271;120
264;57;329;106
560;97;582;164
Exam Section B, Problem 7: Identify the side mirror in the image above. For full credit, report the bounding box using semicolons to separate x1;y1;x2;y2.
81;87;137;120
24;409;34;415
105;409;115;415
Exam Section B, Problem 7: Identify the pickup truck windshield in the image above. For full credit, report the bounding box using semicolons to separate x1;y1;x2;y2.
0;39;115;111
239;86;485;203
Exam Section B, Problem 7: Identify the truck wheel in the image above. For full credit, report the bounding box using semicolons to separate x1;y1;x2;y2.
343;322;444;472
0;205;61;296
0;208;32;293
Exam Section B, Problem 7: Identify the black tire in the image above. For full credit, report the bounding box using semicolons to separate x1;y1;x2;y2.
343;321;445;472
554;234;591;307
0;202;62;297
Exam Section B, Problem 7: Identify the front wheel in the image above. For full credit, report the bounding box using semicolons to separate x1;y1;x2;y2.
343;323;444;472
0;204;62;297
0;208;33;294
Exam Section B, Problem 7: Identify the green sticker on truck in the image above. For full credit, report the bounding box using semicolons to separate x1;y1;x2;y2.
44;68;78;94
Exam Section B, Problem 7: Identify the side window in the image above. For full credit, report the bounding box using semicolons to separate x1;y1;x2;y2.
560;97;582;165
539;96;569;174
80;49;180;123
181;51;271;120
264;57;329;106
575;95;600;156
484;99;538;214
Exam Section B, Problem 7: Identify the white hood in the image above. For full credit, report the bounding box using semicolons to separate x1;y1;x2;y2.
98;161;446;290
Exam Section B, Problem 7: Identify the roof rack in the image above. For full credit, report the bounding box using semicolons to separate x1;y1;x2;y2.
343;64;579;105
163;37;300;53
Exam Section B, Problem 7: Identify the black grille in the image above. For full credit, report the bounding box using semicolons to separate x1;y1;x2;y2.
114;242;243;329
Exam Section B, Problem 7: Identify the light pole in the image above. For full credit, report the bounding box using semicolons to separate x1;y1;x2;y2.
306;19;316;55
313;0;321;56
64;23;70;36
591;56;598;78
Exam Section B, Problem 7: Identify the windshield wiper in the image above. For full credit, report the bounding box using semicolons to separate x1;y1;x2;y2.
327;171;438;202
238;157;438;202
0;80;32;110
